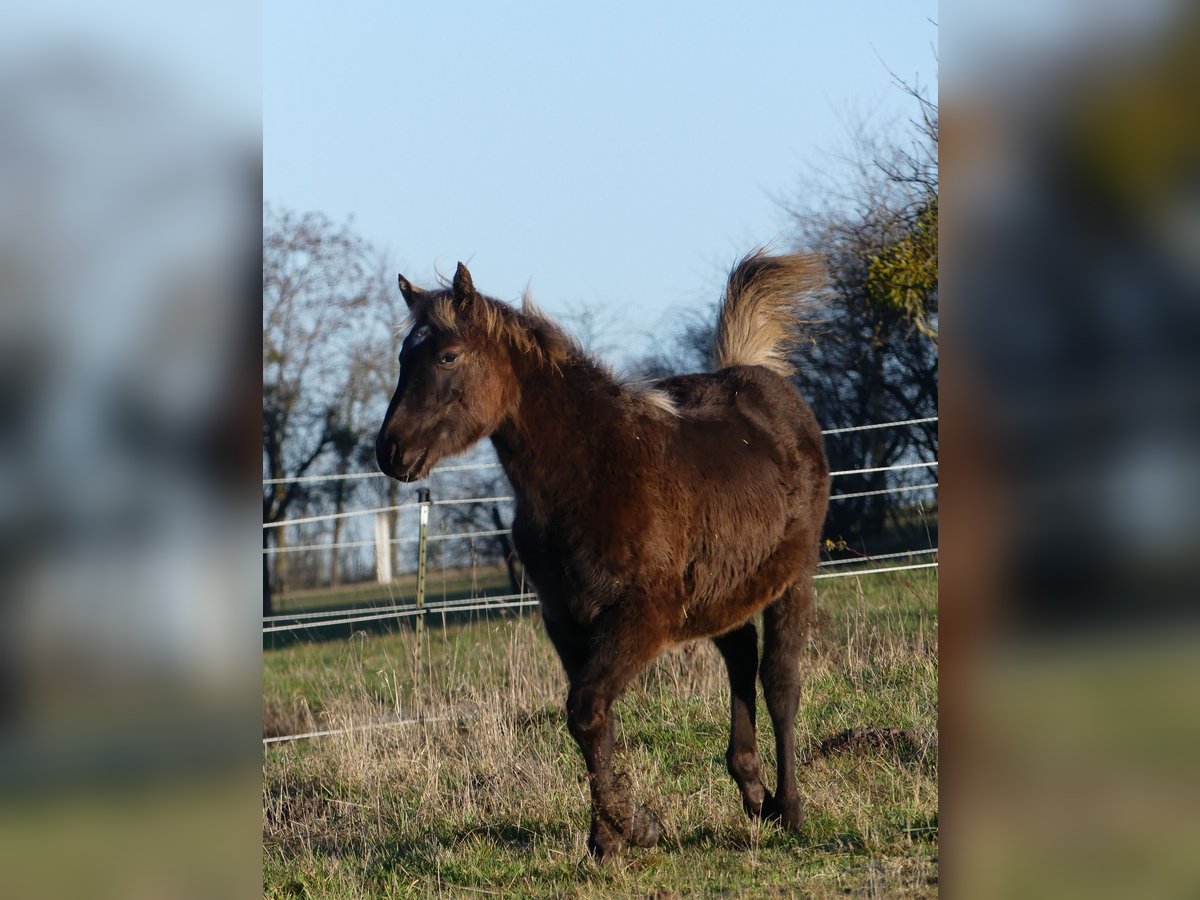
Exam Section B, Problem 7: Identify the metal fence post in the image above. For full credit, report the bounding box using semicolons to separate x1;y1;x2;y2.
415;487;431;639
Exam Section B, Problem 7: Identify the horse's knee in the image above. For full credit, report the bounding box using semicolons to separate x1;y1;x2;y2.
567;687;606;742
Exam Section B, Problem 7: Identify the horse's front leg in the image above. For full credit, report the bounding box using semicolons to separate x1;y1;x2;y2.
566;616;664;860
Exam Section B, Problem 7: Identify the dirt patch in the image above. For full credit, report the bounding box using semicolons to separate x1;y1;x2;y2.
803;727;935;765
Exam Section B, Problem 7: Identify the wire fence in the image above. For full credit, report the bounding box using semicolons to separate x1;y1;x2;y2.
262;414;938;590
262;480;936;542
263;564;936;634
260;414;938;600
263;415;938;745
262;416;939;492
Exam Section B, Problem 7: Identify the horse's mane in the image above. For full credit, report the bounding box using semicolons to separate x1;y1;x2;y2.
405;287;678;416
406;288;577;370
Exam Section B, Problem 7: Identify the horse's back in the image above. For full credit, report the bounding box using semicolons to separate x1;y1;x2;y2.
655;365;825;493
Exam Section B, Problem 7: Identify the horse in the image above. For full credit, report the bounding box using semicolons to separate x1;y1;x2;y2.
376;252;830;860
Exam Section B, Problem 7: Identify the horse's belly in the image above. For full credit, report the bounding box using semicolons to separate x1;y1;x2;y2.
677;519;815;637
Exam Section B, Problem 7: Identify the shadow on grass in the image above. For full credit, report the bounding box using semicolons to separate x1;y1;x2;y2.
319;820;579;884
269;809;919;896
514;705;562;731
671;824;759;853
671;815;873;855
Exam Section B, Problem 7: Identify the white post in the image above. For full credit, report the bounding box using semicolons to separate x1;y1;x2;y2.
374;512;393;584
415;488;431;638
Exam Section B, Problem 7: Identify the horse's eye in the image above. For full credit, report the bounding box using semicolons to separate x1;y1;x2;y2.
437;351;459;366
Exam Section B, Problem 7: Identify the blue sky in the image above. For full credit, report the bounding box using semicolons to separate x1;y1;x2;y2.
265;1;937;362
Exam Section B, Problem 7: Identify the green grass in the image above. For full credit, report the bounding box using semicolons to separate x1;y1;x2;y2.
264;569;937;897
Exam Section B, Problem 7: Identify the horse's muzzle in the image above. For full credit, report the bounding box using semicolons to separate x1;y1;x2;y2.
377;431;428;482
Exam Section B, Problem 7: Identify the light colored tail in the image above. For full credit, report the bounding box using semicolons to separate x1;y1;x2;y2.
713;250;825;376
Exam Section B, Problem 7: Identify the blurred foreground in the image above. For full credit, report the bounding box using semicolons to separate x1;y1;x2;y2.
0;6;261;898
943;3;1200;897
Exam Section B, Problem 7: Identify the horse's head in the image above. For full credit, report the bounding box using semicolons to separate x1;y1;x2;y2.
376;262;521;482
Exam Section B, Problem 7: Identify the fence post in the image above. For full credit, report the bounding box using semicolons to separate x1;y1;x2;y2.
415;487;431;639
374;512;393;584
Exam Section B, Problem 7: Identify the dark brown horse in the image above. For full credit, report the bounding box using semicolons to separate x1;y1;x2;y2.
377;253;829;860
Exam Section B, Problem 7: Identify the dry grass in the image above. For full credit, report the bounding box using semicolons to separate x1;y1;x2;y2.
264;570;937;897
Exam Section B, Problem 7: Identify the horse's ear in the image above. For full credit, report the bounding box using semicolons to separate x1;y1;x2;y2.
452;262;476;310
397;274;423;309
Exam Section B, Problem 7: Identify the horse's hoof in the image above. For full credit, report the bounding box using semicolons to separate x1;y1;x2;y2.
587;839;621;862
741;784;767;819
629;804;661;848
762;793;805;832
588;819;624;861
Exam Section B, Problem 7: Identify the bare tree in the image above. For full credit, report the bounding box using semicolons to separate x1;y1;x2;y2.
262;205;375;613
350;254;411;581
785;86;938;547
321;253;412;586
632;89;938;553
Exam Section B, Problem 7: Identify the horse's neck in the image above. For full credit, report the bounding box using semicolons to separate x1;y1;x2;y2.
491;358;620;515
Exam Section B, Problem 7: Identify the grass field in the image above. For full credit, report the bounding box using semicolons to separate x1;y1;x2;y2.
263;568;937;897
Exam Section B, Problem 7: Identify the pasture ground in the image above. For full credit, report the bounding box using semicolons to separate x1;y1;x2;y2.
263;568;937;897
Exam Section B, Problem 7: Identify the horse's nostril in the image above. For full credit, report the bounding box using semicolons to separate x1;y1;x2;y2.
388;441;398;466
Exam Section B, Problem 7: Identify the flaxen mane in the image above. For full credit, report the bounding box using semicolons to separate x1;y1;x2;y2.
404;289;576;370
405;280;679;416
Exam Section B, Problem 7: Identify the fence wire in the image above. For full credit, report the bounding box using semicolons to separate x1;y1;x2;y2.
263;559;938;635
265;477;937;534
263;414;939;746
262;415;938;489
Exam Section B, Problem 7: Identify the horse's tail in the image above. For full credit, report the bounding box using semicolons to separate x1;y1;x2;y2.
713;250;825;376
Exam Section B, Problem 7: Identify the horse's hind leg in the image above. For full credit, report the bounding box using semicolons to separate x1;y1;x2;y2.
760;579;813;831
712;622;768;818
